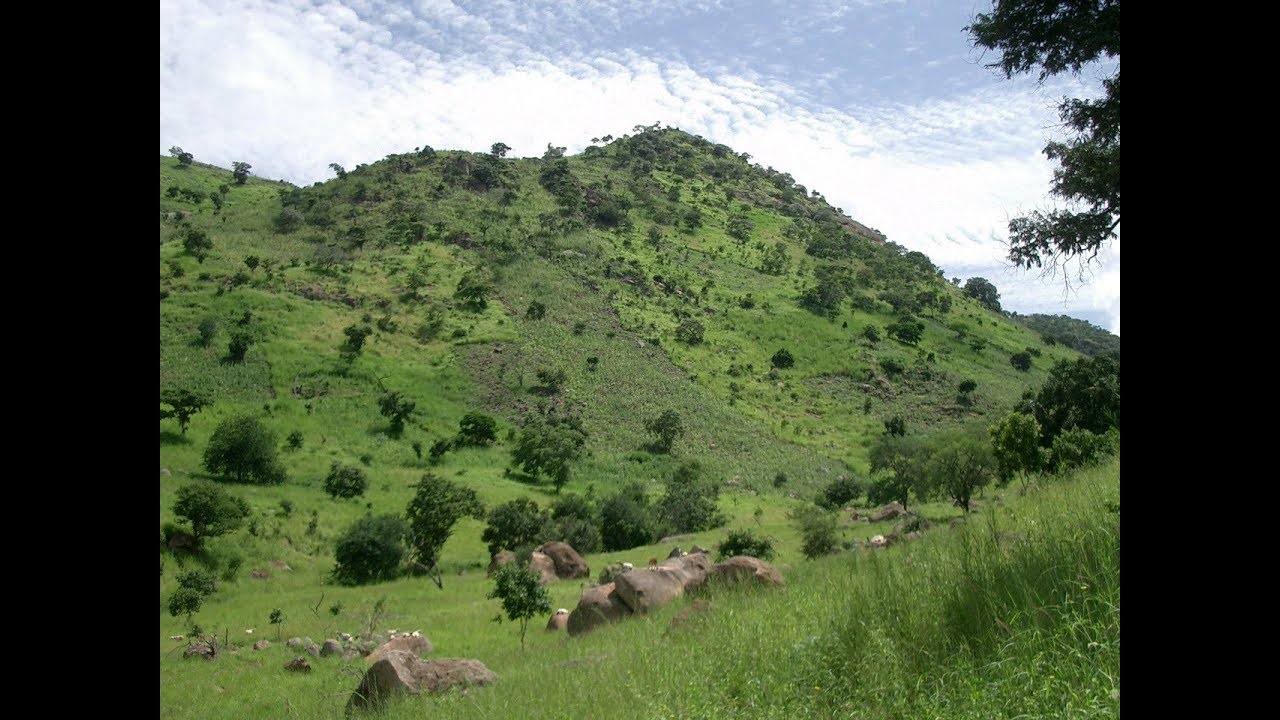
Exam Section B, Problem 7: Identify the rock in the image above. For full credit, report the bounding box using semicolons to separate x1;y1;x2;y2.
160;468;172;477
339;632;353;642
545;608;569;632
528;551;558;585
667;546;684;559
535;542;590;579
269;560;292;571
487;550;516;576
342;650;363;661
305;643;321;658
689;545;710;555
286;637;303;648
321;639;343;657
253;640;271;651
366;634;433;664
567;582;632;636
251;569;270;580
183;643;215;660
346;651;496;712
285;656;311;672
869;502;909;522
707;556;785;587
869;535;888;548
614;554;712;614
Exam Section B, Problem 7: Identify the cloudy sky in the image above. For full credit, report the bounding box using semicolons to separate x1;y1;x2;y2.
160;0;1119;334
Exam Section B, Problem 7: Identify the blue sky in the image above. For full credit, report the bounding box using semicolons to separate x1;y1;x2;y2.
160;0;1119;334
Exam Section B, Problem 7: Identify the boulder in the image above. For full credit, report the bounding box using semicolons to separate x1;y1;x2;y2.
160;468;172;477
285;656;311;673
869;535;888;548
545;608;569;632
366;634;433;664
487;550;515;576
614;554;712;614
535;542;590;579
707;556;785;587
253;640;271;651
305;643;321;658
566;582;632;636
286;637;303;648
869;502;909;522
346;651;496;712
321;639;343;657
528;551;558;585
183;643;215;660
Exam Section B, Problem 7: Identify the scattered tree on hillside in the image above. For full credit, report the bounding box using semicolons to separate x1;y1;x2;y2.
1010;350;1033;371
868;433;926;510
676;317;705;345
456;412;498;447
202;415;287;485
964;277;1002;312
509;410;588;492
644;409;685;454
169;146;194;167
329;163;347;179
331;514;408;585
886;316;925;345
324;462;369;499
927;429;996;513
378;391;416;438
490;142;511;159
600;481;658;551
482;498;553;556
454;270;491;311
790;505;840;559
168;569;217;625
989;412;1044;487
771;348;795;369
160;388;211;435
340;323;373;364
488;562;551;651
967;0;1120;275
657;461;726;535
404;473;486;589
231;161;252;185
1020;351;1120;446
818;475;866;510
182;227;213;262
226;330;256;363
173;481;251;547
717;528;776;561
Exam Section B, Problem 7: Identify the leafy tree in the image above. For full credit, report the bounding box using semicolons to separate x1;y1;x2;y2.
964;277;1002;312
600;481;658;551
818;475;865;510
927;429;996;513
169;146;194;166
378;391;416;437
534;368;567;394
329;162;347;180
226;330;256;363
884;416;907;437
173;481;251;546
490;142;512;158
509;411;588;492
454;270;491;310
202;415;287;484
488;562;551;650
771;348;795;369
1022;351;1120;445
231;161;252;185
456;412;498;447
168;587;206;623
967;0;1120;273
799;265;852;318
324;462;369;499
868;433;925;510
675;318;705;345
790;505;840;559
404;473;486;588
182;227;213;262
862;325;881;343
481;498;552;556
1049;427;1117;473
958;379;978;396
990;412;1044;486
160;388;210;435
644;409;685;454
331;514;408;585
525;301;546;320
759;242;790;275
340;323;373;363
726;214;755;241
886;316;925;345
717;528;776;561
1010;350;1033;371
657;461;726;535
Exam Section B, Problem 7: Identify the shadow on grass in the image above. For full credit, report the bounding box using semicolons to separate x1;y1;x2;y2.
160;429;192;445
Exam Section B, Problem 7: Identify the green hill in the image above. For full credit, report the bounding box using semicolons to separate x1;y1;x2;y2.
160;128;1114;718
1012;312;1120;356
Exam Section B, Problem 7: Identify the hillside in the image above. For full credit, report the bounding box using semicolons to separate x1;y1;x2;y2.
1012;313;1120;357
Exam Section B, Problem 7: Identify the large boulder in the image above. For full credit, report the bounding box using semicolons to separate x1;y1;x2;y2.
707;556;785;588
614;554;712;614
321;639;343;657
545;608;569;632
487;550;516;576
346;651;496;713
535;542;590;579
566;582;632;636
869;502;909;522
365;634;432;664
528;551;558;585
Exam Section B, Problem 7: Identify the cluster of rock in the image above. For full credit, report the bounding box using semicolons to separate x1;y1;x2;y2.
488;541;590;585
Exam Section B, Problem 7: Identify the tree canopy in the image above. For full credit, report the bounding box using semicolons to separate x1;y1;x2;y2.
967;0;1120;275
404;473;486;589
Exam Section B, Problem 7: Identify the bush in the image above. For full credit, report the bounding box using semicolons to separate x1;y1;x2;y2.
1010;351;1033;371
331;514;408;585
717;529;775;561
818;475;865;510
676;318;705;345
1049;428;1118;473
791;506;840;559
203;415;287;484
658;462;726;535
886;317;925;345
771;348;795;369
173;481;250;544
553;516;602;555
455;412;498;447
600;482;658;551
481;499;552;556
324;462;369;499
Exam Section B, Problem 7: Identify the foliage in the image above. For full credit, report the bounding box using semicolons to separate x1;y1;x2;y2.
1010;351;1032;371
378;391;416;437
160;388;210;435
963;277;1002;312
324;462;369;499
173;481;250;545
454;270;491;311
169;146;194;166
550;494;601;554
868;433;925;510
525;300;547;320
989;412;1043;486
331;514;408;586
926;428;996;513
202;415;286;485
657;461;726;535
509;410;588;491
771;348;795;369
488;562;551;651
799;265;852;318
455;412;498;447
341;323;373;363
404;473;485;588
967;0;1120;272
644;409;685;453
1049;427;1118;473
600;481;658;551
886;316;925;345
481;498;553;556
884;416;906;437
818;475;866;510
231;161;251;185
675;317;705;345
790;505;840;559
1022;352;1120;445
182;227;213;262
167;587;205;622
717;528;775;561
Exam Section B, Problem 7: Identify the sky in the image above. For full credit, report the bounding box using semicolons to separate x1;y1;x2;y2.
160;0;1119;335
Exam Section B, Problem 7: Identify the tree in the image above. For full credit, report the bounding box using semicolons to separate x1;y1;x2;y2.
818;475;865;510
490;142;512;159
675;318;705;345
644;409;685;454
197;318;218;347
331;514;408;585
160;388;210;435
989;412;1044;486
1048;427;1117;473
771;348;795;369
600;481;658;551
404;473;486;589
455;412;498;447
231;161;252;185
173;481;250;546
964;277;1002;312
378;391;416;437
329;162;347;180
1010;350;1033;371
717;529;776;561
340;323;373;363
182;227;213;262
525;301;546;320
967;0;1120;275
1022;351;1120;445
509;411;588;492
226;330;256;363
324;462;369;499
202;415;286;484
886;316;925;345
926;430;995;513
482;498;553;556
884;416;906;437
169;146;194;167
790;505;840;559
868;433;925;510
488;562;551;650
657;461;726;535
550;494;602;554
454;270;490;311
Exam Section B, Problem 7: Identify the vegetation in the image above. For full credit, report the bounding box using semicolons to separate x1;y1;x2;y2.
717;528;775;560
331;514;408;585
323;462;369;499
202;415;286;485
172;481;250;546
403;474;486;588
488;562;551;651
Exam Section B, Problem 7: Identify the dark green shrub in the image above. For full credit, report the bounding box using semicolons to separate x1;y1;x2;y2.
717;528;775;561
331;514;408;585
324;462;369;499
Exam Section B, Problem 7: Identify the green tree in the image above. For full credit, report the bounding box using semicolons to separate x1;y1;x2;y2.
600;481;657;551
886;316;925;345
231;161;252;185
1010;350;1033;371
964;277;1002;312
202;415;286;484
455;412;498;447
488;562;551;651
378;391;416;437
818;475;866;510
967;0;1120;273
525;300;547;320
675;317;705;345
182;227;213;262
328;162;347;179
790;505;840;559
657;461;725;535
197;319;218;347
169;146;194;166
404;473;486;589
1022;351;1120;445
927;429;996;513
644;409;685;453
226;330;256;363
868;433;925;510
989;412;1044;486
324;462;369;499
454;270;490;311
481;498;552;556
168;586;206;624
340;323;373;363
173;481;250;546
490;142;512;158
771;348;795;369
1049;427;1118;473
160;388;210;435
509;411;588;492
331;514;408;585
